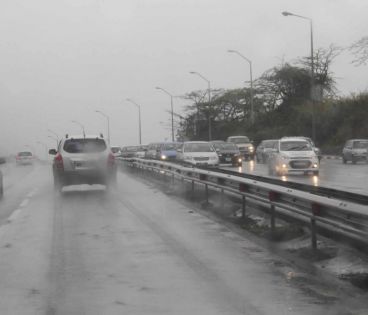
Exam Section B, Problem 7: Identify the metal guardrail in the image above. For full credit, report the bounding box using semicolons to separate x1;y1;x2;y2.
119;158;368;250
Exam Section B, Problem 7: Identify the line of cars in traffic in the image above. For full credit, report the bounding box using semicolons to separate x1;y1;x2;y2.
117;137;249;168
117;135;322;175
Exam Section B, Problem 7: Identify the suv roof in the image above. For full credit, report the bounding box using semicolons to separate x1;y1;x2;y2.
280;137;308;142
64;134;105;140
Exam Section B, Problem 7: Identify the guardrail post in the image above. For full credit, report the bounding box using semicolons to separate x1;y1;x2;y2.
311;203;321;250
220;188;224;209
311;217;317;249
270;205;275;232
268;191;279;233
242;195;246;219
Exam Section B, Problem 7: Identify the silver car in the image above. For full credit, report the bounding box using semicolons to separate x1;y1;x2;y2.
15;151;34;165
49;135;117;191
342;139;368;164
268;138;319;176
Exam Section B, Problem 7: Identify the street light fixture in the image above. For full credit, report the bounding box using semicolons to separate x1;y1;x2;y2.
282;11;316;142
126;98;142;145
95;110;110;144
71;120;86;137
189;71;212;141
227;50;254;124
155;87;175;142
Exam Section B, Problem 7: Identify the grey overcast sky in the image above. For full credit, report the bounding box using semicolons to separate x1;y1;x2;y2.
0;0;367;156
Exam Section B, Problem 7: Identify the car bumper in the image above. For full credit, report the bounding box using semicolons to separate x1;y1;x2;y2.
55;169;116;185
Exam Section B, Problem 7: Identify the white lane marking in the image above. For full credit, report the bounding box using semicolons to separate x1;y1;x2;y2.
7;208;23;222
19;199;29;208
26;188;38;198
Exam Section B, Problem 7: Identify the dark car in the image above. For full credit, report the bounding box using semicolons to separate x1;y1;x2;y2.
342;139;368;164
120;146;138;159
211;142;242;166
255;139;278;163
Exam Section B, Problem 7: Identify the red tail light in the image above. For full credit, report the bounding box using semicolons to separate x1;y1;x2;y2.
107;152;115;167
54;153;64;170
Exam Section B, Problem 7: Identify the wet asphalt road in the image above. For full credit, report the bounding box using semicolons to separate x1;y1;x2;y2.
0;162;367;314
222;158;368;195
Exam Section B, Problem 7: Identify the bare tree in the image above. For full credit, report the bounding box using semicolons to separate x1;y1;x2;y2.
350;36;368;66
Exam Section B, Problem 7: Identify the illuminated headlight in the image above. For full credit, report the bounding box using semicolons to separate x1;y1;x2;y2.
249;146;254;152
238;158;242;163
312;163;318;168
282;164;287;168
161;155;167;160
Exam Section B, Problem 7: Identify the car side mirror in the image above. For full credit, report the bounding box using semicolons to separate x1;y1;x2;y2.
49;149;57;155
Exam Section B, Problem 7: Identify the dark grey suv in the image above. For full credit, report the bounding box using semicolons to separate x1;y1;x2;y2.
342;139;368;164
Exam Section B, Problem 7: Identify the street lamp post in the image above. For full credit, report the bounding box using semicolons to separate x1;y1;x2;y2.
227;50;254;124
126;98;142;145
155;87;175;142
189;71;212;141
282;11;316;142
71;120;86;136
95;110;110;144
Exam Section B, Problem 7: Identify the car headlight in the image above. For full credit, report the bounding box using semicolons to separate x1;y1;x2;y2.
312;163;318;168
161;155;167;160
210;156;218;160
249;146;254;152
184;156;193;160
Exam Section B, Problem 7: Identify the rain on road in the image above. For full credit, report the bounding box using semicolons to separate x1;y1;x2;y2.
0;162;366;314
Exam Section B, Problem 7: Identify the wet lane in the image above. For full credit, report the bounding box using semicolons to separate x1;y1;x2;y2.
222;158;368;195
1;165;365;314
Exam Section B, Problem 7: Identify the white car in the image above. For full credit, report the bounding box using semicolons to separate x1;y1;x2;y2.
15;151;34;165
49;134;117;191
268;138;319;176
226;136;255;160
111;146;122;158
176;141;219;167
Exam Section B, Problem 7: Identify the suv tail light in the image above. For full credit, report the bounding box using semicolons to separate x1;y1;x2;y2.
108;152;115;167
54;153;64;170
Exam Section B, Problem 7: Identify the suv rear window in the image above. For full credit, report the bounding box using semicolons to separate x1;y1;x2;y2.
228;137;250;144
353;141;368;149
63;139;107;153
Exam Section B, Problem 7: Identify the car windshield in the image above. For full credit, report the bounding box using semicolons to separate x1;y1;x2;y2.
18;151;32;156
111;147;120;153
353;141;368;149
63;139;107;153
280;141;312;151
218;143;238;150
228;137;250;144
162;143;179;150
184;143;214;152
